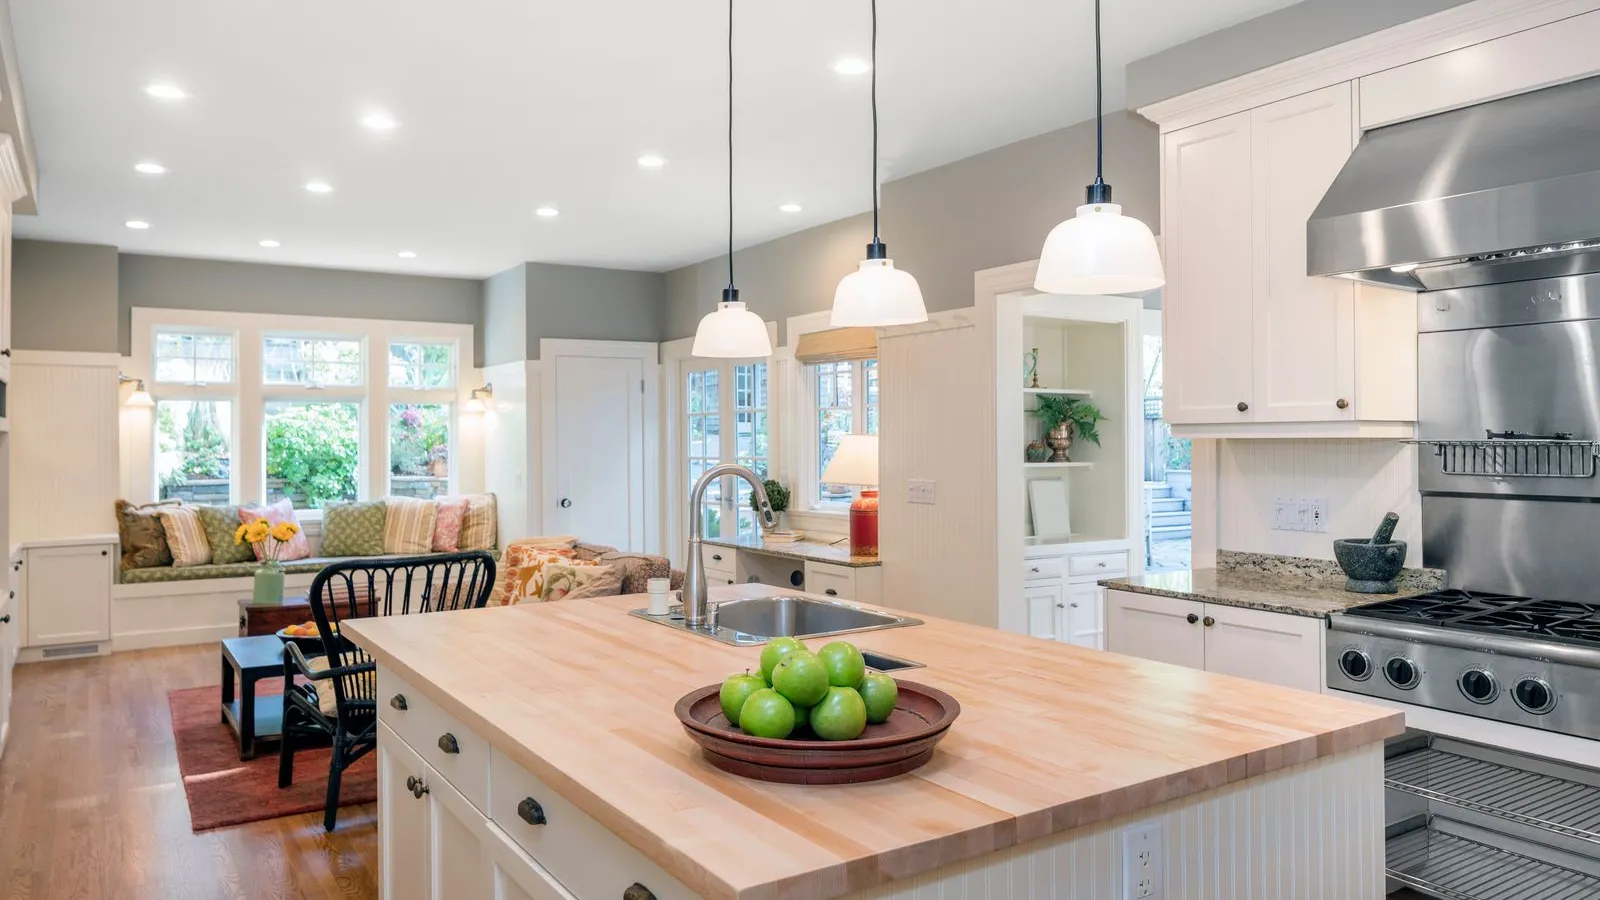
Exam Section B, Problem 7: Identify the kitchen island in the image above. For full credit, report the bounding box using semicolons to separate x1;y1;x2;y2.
343;584;1402;900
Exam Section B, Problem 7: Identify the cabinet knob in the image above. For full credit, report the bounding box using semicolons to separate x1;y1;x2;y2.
1186;613;1199;624
1070;602;1078;608
1203;616;1215;627
0;615;10;624
1236;401;1249;412
1096;562;1107;568
623;884;658;900
390;694;408;711
406;775;429;799
437;733;460;754
711;554;722;561
1;349;10;357
1030;566;1040;573
101;550;108;556
1336;398;1350;410
517;797;548;826
1056;602;1065;609
825;588;838;596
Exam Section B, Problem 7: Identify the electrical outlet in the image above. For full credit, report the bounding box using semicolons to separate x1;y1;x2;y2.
1308;497;1328;533
1122;820;1163;899
908;480;936;505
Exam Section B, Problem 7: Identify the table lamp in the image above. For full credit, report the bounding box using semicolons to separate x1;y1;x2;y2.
821;434;879;557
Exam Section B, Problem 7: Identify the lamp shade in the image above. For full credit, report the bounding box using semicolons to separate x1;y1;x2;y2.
692;300;772;358
821;434;879;487
126;380;155;408
832;258;928;327
1035;202;1166;295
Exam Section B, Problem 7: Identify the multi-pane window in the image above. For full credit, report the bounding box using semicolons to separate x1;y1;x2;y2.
812;359;878;508
732;363;769;539
686;367;722;537
389;342;454;389
263;336;363;386
264;402;360;508
154;331;234;384
389;404;451;500
155;400;233;503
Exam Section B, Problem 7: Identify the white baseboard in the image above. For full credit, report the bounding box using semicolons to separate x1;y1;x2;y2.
112;623;239;652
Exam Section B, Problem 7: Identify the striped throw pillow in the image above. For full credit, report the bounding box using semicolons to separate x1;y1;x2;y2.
456;493;499;551
384;496;438;555
157;506;213;567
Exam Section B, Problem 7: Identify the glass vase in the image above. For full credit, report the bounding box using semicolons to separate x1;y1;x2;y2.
253;558;285;605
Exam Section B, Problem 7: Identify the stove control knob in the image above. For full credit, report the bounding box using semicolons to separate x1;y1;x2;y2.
1513;677;1557;715
1458;668;1499;704
1337;648;1372;681
1383;656;1421;690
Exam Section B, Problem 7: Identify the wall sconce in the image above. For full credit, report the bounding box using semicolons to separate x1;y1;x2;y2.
118;372;155;408
464;383;493;414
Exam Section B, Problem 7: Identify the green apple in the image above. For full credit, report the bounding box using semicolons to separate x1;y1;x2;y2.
858;672;898;724
759;637;807;685
771;653;829;707
809;686;867;741
817;641;867;688
719;672;767;726
738;688;796;739
793;704;812;733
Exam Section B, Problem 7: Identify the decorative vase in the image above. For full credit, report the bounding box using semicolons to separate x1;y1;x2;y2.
1025;440;1050;463
1046;421;1074;462
1025;348;1040;388
253;559;285;605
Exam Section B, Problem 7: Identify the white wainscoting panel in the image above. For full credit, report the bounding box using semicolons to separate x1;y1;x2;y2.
855;743;1384;899
1217;439;1421;565
878;310;996;626
10;352;120;544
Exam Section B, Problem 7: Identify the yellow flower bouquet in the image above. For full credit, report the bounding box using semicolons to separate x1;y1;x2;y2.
234;517;301;562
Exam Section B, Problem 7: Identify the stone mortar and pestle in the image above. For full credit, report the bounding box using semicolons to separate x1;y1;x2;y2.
1333;512;1407;594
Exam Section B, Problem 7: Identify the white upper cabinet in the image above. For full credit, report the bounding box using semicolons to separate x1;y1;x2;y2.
1161;82;1416;438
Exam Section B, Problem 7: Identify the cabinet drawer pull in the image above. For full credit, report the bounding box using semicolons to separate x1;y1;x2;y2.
1070;602;1078;608
1186;613;1199;624
824;588;839;596
390;694;408;711
1237;401;1249;412
1336;398;1349;410
1095;561;1106;568
1203;616;1215;627
711;554;723;561
437;733;460;754
0;615;10;624
1056;602;1065;609
623;884;658;900
516;797;548;826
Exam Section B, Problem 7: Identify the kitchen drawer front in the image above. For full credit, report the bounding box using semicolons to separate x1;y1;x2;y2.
1068;551;1128;578
804;562;855;599
489;748;697;900
378;665;489;811
703;547;736;581
1023;557;1066;581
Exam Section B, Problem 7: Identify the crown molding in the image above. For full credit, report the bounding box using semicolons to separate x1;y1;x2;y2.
0;134;26;204
1137;0;1600;132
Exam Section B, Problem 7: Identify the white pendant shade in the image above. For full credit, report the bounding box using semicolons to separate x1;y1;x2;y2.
831;258;928;327
692;300;772;358
1035;202;1166;295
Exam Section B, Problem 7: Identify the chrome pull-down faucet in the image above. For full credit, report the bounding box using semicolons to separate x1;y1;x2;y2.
684;464;777;627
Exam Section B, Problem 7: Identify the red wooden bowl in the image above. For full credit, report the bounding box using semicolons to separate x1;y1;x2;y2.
675;680;960;784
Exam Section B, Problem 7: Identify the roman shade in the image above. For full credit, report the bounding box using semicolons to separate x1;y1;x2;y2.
793;327;877;364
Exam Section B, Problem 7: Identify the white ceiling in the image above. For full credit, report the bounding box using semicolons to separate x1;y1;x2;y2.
9;0;1298;279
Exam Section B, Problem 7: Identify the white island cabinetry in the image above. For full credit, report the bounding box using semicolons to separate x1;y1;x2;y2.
1105;589;1325;693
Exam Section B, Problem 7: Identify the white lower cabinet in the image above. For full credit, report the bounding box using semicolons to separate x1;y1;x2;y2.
20;539;115;649
1105;590;1325;693
377;668;694;900
1022;548;1126;651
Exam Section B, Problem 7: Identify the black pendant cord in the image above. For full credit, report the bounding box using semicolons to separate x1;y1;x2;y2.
866;0;888;260
724;0;737;302
1086;0;1111;205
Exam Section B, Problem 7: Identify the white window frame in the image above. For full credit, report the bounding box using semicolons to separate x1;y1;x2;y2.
153;328;237;386
127;308;477;518
388;339;458;391
786;311;878;520
262;333;367;388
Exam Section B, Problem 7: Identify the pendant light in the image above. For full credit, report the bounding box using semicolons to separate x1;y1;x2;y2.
1034;0;1165;296
831;0;927;327
693;0;773;358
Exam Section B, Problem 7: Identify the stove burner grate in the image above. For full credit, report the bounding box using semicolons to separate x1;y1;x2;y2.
1345;590;1600;648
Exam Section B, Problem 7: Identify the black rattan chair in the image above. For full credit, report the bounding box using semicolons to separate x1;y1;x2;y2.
278;551;495;831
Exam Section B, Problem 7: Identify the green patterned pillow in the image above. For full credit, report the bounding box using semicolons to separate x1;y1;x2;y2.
197;505;255;564
321;501;388;557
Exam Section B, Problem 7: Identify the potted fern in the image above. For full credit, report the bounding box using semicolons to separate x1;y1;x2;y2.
1031;395;1107;463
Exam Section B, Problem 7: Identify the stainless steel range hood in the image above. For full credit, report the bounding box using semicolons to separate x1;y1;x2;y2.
1307;75;1600;291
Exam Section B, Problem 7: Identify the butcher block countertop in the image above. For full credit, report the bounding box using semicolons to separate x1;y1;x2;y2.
343;584;1403;900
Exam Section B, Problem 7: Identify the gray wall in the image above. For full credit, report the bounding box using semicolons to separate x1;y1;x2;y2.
1126;0;1475;109
664;111;1158;343
480;263;528;366
525;263;665;359
12;239;118;352
116;254;481;359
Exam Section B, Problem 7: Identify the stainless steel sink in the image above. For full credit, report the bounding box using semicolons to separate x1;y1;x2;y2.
629;595;922;646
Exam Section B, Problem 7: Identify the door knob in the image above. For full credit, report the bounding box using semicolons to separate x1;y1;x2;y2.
1336;398;1350;410
1203;616;1215;627
517;797;548;826
1236;401;1249;412
1186;613;1199;624
560;498;572;509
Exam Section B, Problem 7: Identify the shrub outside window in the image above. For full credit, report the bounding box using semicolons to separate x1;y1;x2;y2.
156;400;232;503
389;404;450;499
265;401;360;509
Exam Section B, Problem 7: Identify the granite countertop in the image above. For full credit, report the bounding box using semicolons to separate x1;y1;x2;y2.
1101;551;1446;618
701;533;880;568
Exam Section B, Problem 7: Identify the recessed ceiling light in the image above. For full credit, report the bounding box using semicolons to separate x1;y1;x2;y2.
535;206;560;218
779;203;803;213
397;250;417;259
360;111;399;132
134;162;167;175
144;82;189;100
304;180;333;194
637;155;667;169
125;220;151;230
259;239;280;248
832;57;872;76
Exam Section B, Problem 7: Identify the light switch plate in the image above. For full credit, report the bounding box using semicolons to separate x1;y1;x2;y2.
1273;496;1291;531
908;480;936;505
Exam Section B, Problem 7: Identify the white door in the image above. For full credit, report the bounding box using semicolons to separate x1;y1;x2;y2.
1105;589;1205;669
681;359;769;541
379;725;432;900
550;351;647;550
1024;582;1064;641
23;544;112;646
1250;83;1357;423
1064;582;1105;650
424;760;491;900
1162;111;1256;425
1203;604;1325;693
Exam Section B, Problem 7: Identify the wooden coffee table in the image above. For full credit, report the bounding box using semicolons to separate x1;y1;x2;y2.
220;634;296;760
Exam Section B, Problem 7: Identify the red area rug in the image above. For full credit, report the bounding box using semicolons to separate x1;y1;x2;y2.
168;684;375;832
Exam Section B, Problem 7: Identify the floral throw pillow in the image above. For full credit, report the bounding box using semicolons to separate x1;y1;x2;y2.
238;499;312;562
431;496;469;552
487;544;585;606
542;563;622;601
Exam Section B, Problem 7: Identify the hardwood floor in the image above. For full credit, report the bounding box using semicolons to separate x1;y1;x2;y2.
0;645;378;900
